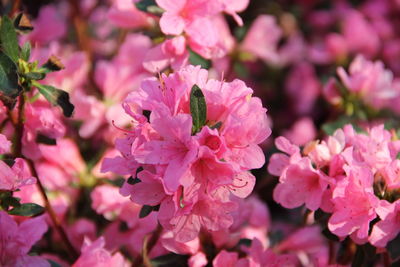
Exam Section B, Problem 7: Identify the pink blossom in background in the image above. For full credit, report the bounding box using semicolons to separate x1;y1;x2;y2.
25;5;67;45
0;211;49;267
72;237;128;267
241;15;282;64
337;55;400;112
108;0;154;29
282;117;317;146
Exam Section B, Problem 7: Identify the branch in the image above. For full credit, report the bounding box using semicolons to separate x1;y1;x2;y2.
25;157;80;260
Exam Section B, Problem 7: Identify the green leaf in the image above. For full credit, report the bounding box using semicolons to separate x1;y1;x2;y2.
322;117;364;136
20;42;31;61
33;82;74;117
190;84;207;134
36;134;57;145
127;176;141;185
0;51;21;108
237;238;252;247
135;0;163;15
48;260;62;267
151;253;190;267
0;16;19;62
189;49;211;69
210;121;222;130
233;61;249;78
8;203;45;216
139;205;153;218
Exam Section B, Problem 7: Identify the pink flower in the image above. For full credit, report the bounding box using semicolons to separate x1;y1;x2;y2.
337;55;400;112
72;237;128;267
369;199;400;247
143;36;189;73
341;10;380;57
156;0;219;35
23;101;66;160
282;117;317;146
328;165;379;241
0;211;49;267
285;62;321;114
0;134;11;154
381;160;400;190
0;158;36;191
189;251;208;267
273;157;329;211
246;238;298;267
103;65;271;242
217;0;249;26
25;5;66;45
108;0;154;29
241;15;282;64
212;250;240;267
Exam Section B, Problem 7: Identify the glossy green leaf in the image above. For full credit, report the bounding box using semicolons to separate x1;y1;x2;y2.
8;203;45;216
135;0;163;15
0;51;21;108
190;84;207;134
0;16;19;62
189;49;211;69
139;205;153;218
33;82;74;117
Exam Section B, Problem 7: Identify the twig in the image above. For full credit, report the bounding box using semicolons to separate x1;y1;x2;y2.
11;93;79;260
68;0;103;99
383;251;391;267
25;158;79;260
13;94;25;158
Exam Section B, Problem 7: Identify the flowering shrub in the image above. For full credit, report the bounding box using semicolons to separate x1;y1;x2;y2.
1;0;400;266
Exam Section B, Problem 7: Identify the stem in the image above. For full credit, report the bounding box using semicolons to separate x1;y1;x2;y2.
13;94;25;157
133;224;162;267
10;0;21;16
383;251;391;267
11;93;79;260
25;158;79;260
68;0;102;99
328;240;335;265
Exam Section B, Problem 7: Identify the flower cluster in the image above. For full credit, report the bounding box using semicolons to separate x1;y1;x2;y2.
269;124;400;247
103;65;271;242
325;55;400;114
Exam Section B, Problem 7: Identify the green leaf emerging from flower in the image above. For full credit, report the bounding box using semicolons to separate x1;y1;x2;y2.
190;84;207;134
